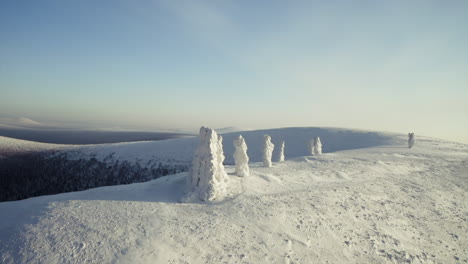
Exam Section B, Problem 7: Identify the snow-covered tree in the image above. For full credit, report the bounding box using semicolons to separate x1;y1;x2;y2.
278;140;285;162
314;137;322;155
309;139;315;156
187;127;228;201
263;135;274;167
217;135;229;183
408;133;415;148
233;135;249;177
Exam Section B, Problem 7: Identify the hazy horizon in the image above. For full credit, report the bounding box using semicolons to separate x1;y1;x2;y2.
1;1;467;143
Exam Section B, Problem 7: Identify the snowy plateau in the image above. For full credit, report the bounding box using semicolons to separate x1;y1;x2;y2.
0;127;467;264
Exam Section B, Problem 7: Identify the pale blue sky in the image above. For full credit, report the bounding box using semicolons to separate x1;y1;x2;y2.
1;0;467;142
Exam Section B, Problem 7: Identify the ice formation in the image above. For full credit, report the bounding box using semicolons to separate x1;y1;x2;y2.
233;135;250;177
186;127;228;201
263;135;274;167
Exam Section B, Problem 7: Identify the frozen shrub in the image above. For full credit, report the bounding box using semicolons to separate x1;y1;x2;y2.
233;135;249;177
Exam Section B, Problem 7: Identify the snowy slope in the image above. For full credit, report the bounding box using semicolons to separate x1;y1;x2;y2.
0;129;467;263
0;136;72;155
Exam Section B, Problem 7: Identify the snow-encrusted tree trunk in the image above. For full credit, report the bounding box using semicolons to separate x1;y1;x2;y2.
278;140;285;162
408;133;415;148
233;135;249;177
217;135;229;183
263;135;274;167
314;137;322;155
309;139;315;156
186;127;228;201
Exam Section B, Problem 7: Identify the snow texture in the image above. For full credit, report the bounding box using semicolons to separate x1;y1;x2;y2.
233;135;249;177
409;133;415;148
314;136;322;155
278;140;285;162
262;135;274;167
185;127;227;201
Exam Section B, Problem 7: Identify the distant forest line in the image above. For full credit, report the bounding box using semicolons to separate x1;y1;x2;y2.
0;151;190;202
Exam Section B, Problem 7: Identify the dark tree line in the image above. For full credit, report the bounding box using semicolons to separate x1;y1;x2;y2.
0;151;189;202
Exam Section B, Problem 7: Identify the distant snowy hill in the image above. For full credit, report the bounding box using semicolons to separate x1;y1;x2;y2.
1;127;467;263
215;126;253;134
74;127;398;165
0;136;71;155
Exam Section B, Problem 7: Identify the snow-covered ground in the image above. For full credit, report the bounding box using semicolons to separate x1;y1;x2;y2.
0;128;467;263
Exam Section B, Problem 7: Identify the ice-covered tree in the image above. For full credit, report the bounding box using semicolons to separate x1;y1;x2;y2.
263;135;274;167
278;140;285;162
309;139;315;155
408;133;415;148
314;137;322;155
217;135;229;183
233;135;249;177
186;127;228;201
